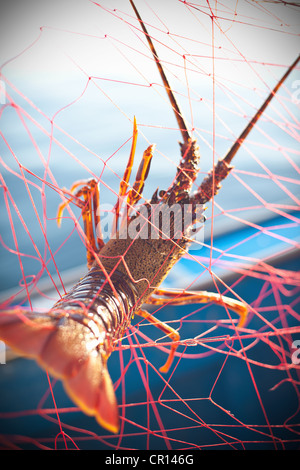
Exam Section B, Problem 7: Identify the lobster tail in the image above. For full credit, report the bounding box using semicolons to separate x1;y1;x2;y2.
0;308;120;434
64;351;119;433
0;308;55;358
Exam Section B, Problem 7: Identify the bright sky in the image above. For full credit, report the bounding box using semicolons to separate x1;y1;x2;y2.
1;0;299;87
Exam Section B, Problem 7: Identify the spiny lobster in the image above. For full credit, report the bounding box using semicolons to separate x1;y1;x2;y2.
0;0;299;433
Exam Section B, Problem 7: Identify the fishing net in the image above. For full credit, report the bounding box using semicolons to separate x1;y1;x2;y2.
0;0;299;450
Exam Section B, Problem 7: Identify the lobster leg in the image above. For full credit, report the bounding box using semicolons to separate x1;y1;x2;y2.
119;143;155;231
113;117;155;235
136;308;180;373
147;288;248;328
126;144;155;209
137;285;247;374
57;179;104;268
112;117;139;235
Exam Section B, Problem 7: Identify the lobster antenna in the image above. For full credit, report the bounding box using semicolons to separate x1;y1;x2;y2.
195;54;300;205
129;0;191;143
223;54;300;165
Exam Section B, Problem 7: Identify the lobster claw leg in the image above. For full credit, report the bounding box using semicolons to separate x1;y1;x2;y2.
147;289;248;328
57;179;104;268
112;117;155;236
136;308;180;373
137;289;247;374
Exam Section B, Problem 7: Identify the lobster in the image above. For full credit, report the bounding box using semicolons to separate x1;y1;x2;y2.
0;0;299;434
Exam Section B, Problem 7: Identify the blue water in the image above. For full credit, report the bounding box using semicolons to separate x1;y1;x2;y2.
0;253;299;450
0;69;299;452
